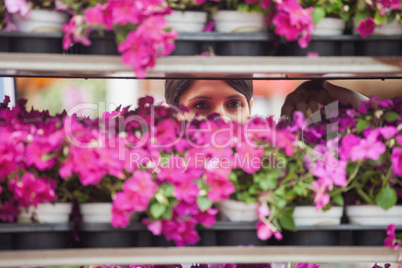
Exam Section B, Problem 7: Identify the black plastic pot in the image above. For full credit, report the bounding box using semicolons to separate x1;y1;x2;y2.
354;36;402;56
7;32;65;53
4;223;74;250
79;222;141;248
79;31;119;55
281;230;340;246
0;33;10;52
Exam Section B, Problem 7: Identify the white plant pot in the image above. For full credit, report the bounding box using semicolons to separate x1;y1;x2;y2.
312;18;346;36
18;203;72;223
216;200;258;222
80;203;113;223
373;20;402;36
346;205;402;225
11;9;69;33
292;206;343;226
165;10;208;32
213;11;265;33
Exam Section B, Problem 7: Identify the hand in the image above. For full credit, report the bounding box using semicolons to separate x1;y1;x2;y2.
281;80;332;120
281;80;369;120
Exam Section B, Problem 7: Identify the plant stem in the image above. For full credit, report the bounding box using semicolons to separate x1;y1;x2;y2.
355;187;373;204
382;165;393;188
347;159;363;185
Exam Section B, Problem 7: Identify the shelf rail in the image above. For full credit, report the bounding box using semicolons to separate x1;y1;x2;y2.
0;53;401;80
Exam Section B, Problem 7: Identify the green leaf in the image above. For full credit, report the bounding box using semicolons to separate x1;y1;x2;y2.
277;199;287;209
374;12;387;25
376;185;397;210
356;119;370;133
163;184;175;198
275;186;286;197
237;3;249;12
229;172;238;183
197;196;213;212
161;207;172;220
279;208;296;232
293;185;305;195
248;185;259;195
384;112;401;121
260;177;277;191
150;203;166;219
311;7;326;24
332;194;344;206
73;190;88;203
245;196;257;204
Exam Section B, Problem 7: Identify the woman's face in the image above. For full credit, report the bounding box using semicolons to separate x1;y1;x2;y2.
179;80;251;124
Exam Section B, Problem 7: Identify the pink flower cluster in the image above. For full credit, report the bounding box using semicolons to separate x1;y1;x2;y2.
62;0;177;78
0;97;63;218
384;224;401;250
271;0;315;48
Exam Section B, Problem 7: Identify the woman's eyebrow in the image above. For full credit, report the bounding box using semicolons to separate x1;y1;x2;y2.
226;94;245;99
188;96;212;101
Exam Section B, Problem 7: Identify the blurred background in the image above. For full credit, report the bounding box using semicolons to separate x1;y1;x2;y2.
1;78;401;119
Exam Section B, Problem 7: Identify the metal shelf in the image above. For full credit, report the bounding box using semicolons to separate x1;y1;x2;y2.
0;53;401;80
0;246;400;267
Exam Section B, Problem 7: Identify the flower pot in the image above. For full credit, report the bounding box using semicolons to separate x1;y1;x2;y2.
79;203;112;223
216;201;266;246
374;20;402;36
312;18;346;36
353;19;402;56
17;203;72;223
165;10;208;32
11;10;69;33
213;11;266;33
8;32;65;53
292;206;343;226
346;205;402;225
216;200;258;222
79;31;119;55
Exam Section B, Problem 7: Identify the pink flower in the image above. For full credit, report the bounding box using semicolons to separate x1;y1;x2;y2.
84;4;104;25
384;224;401;250
257;202;270;217
311;179;330;210
11;173;56;208
143;219;163;235
396;134;402;145
391;148;402;177
118;15;177;78
313;159;347;187
0;201;19;222
62;15;91;50
234;141;264;174
377;126;397;139
111;207;130;228
71;147;107;185
205;173;235;202
307;52;319;57
340;134;360;160
350;131;386;161
25;141;56;171
122;170;157;211
0;138;18;178
174;179;199;204
195;208;218;228
203;20;214;32
356;18;376;38
256;220;282;241
4;0;31;17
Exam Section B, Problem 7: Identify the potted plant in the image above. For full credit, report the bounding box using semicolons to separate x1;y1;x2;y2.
62;0;177;78
353;0;402;56
277;0;352;56
338;97;402;227
165;0;211;55
0;0;71;53
0;96;74;249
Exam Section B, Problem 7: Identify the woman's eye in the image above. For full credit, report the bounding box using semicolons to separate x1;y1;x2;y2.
228;100;242;108
193;102;208;110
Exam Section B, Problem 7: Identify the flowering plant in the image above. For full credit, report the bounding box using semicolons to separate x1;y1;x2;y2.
353;0;401;37
301;0;352;24
0;0;74;31
60;0;177;78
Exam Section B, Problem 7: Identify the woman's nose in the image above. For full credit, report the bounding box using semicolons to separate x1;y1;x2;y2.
212;105;231;122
